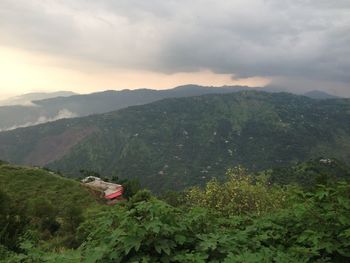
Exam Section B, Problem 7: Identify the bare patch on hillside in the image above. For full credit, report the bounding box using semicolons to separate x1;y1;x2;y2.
24;127;97;166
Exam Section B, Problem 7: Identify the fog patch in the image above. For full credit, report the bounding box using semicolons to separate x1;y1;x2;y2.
0;109;78;132
0;100;40;107
270;77;350;98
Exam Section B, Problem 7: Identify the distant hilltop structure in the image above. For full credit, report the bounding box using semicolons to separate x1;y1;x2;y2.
82;176;123;204
319;158;335;165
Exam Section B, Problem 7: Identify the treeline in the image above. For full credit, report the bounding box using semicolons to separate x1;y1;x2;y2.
1;163;350;262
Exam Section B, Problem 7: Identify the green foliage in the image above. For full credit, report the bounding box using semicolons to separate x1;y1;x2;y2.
75;182;350;262
79;200;222;262
0;164;98;212
0;190;29;251
111;176;141;199
79;169;101;179
1;92;350;192
229;182;350;262
186;166;288;216
159;190;185;207
3;179;350;262
0;160;8;166
128;189;153;205
2;163;350;262
62;206;84;233
0;164;99;254
266;158;350;188
5;240;81;263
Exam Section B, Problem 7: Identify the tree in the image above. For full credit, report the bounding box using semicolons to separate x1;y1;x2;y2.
0;190;28;251
30;199;60;235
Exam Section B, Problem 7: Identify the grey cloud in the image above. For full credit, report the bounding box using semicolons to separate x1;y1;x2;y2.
0;0;349;93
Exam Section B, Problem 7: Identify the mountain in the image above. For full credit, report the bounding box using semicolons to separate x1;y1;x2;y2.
0;91;349;192
0;91;77;106
0;85;305;132
303;90;339;100
0;85;263;131
0;91;77;131
0;105;77;131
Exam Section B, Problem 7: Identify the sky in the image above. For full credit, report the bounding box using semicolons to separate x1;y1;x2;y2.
0;0;349;99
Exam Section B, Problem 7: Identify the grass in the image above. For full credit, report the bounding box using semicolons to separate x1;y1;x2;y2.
0;163;99;214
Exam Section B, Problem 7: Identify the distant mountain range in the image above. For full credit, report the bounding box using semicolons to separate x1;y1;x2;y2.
0;91;77;106
0;91;349;192
303;90;339;100
0;85;340;131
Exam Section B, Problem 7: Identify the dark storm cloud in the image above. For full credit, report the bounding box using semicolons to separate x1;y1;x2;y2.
0;0;349;92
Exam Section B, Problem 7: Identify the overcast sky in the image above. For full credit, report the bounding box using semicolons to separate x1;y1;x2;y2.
0;0;349;98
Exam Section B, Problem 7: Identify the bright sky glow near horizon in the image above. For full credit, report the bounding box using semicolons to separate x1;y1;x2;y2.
0;0;349;98
0;46;269;99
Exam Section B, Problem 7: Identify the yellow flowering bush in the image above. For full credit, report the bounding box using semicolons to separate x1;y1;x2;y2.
186;166;288;216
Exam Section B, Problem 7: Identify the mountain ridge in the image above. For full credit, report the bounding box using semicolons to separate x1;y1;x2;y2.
0;91;349;191
0;91;77;106
0;85;257;131
303;90;339;100
0;85;342;131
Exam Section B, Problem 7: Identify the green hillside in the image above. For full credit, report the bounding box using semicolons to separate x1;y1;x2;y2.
0;162;98;211
0;85;252;131
0;162;101;255
0;91;349;192
2;164;350;262
265;158;350;188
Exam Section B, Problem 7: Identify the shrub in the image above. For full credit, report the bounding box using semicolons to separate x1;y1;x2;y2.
185;166;288;216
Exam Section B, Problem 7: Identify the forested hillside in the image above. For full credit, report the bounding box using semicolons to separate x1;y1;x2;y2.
0;162;100;257
0;85;252;131
0;91;349;192
2;162;350;262
265;158;350;188
0;162;98;209
0;85;335;131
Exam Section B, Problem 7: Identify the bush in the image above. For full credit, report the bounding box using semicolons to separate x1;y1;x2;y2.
76;181;350;262
185;166;288;216
0;190;28;252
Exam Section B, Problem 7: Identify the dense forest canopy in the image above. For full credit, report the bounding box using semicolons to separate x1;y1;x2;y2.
1;160;350;262
0;91;349;192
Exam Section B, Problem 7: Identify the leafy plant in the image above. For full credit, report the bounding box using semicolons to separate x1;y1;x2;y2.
185;166;289;216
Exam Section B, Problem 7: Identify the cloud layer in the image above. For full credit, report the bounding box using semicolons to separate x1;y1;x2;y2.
0;109;77;132
0;0;349;94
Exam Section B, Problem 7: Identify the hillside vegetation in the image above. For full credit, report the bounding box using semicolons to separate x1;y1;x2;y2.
0;163;98;210
0;91;349;192
0;162;102;256
0;85;338;131
1;162;350;262
265;158;350;188
0;85;253;131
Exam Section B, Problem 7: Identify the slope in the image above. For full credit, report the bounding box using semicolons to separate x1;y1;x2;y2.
0;91;76;106
303;90;339;100
264;158;350;187
0;162;98;211
0;91;349;191
0;85;255;131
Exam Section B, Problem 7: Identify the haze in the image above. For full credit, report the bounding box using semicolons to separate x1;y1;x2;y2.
0;0;349;98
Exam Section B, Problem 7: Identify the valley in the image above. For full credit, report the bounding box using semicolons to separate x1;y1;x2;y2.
2;1;350;261
0;91;349;192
